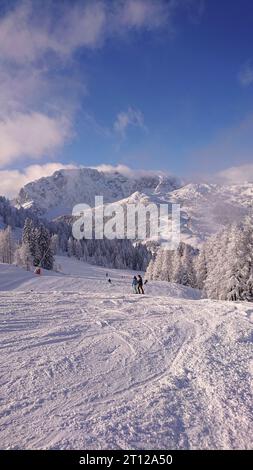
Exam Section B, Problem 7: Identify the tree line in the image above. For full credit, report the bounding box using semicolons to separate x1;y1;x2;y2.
145;216;253;301
0;218;151;272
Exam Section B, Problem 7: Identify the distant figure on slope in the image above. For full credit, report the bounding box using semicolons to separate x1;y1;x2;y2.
132;276;138;294
34;267;42;276
108;278;112;285
137;275;144;294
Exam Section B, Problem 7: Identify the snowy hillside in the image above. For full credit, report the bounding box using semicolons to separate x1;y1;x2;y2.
0;258;252;450
170;182;252;245
15;168;253;247
0;257;201;299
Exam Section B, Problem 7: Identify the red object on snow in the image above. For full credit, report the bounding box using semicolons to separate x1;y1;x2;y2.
34;267;42;275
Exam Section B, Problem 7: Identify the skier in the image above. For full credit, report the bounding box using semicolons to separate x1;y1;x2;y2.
132;276;138;294
137;274;144;294
108;278;112;285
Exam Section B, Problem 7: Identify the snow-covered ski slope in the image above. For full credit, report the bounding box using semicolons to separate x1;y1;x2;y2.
0;257;252;450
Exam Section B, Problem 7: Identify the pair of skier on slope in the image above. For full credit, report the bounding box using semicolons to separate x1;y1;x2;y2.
132;275;145;294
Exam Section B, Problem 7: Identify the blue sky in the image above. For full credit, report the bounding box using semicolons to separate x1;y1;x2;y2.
1;0;253;196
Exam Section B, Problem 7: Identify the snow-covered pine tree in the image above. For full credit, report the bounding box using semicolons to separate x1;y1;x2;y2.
14;243;33;271
67;237;75;257
246;270;253;301
181;245;197;288
22;218;33;246
36;224;54;270
82;241;89;261
21;219;54;270
145;258;155;280
74;240;83;260
204;228;230;299
202;217;253;301
50;234;60;255
241;216;253;301
225;220;253;301
151;249;164;280
160;250;173;282
195;245;208;290
0;226;16;264
171;249;184;284
145;242;197;287
22;218;38;262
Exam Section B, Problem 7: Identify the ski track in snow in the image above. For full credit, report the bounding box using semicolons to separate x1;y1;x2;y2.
0;257;252;450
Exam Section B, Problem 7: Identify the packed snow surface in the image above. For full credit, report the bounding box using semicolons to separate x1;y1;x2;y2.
0;257;252;450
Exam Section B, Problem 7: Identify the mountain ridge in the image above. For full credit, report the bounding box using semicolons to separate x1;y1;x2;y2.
15;167;181;216
13;167;253;247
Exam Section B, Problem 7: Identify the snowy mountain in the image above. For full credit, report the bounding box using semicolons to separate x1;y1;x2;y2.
14;168;253;247
170;182;253;246
15;168;180;218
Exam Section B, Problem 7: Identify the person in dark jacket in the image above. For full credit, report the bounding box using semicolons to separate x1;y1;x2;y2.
132;276;138;294
137;274;144;294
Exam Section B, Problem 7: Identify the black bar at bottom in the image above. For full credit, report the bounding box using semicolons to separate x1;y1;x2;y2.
0;450;252;467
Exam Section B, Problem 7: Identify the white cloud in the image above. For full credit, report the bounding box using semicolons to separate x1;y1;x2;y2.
0;1;202;64
239;61;253;87
0;0;203;169
0;1;170;168
217;164;253;184
0;113;70;167
92;163;170;179
0;2;48;64
119;0;169;30
0;1;171;65
0;163;78;199
59;2;107;53
0;71;49;124
92;163;143;176
114;107;147;138
0;1;106;64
